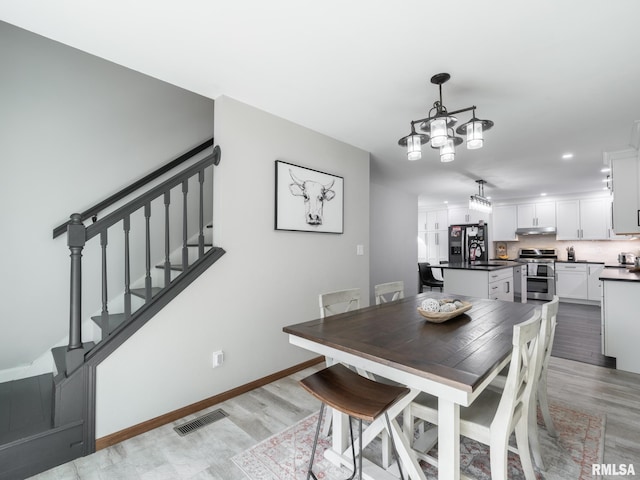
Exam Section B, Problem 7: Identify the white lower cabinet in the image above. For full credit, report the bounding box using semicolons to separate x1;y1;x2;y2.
602;279;640;374
555;262;588;299
587;264;604;301
442;267;514;301
555;262;603;304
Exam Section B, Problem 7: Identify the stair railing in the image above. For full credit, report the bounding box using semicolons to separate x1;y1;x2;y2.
60;141;221;375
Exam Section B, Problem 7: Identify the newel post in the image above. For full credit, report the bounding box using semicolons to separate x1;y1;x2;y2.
66;213;87;374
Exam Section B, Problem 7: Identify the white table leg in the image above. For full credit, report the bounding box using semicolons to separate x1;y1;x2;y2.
438;398;460;480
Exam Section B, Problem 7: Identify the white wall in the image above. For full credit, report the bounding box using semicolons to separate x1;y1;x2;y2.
369;182;419;303
95;96;370;437
0;21;215;375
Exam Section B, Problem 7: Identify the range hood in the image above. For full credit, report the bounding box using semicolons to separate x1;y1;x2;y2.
515;226;557;236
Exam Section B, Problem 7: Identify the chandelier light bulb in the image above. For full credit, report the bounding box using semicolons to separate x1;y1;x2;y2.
440;138;456;162
430;118;448;147
466;120;484;150
407;134;422;161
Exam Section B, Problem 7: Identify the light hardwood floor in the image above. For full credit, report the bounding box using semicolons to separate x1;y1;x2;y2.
29;355;640;480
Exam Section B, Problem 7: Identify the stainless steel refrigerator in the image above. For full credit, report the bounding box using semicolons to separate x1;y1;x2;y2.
448;223;489;263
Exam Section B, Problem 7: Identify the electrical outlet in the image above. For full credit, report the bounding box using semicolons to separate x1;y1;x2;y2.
212;350;224;368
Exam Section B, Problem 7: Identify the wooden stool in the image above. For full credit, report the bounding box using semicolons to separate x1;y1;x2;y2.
299;364;410;480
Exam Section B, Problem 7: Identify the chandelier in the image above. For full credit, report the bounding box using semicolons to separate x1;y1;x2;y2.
469;180;492;213
398;73;494;162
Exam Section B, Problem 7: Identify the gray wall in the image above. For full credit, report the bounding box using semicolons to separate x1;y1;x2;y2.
95;96;371;437
0;21;215;377
369;182;419;303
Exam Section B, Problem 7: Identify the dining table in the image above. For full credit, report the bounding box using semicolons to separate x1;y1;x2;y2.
283;291;537;480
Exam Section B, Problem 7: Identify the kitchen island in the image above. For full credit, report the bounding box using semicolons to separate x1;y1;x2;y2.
600;267;640;374
440;261;520;302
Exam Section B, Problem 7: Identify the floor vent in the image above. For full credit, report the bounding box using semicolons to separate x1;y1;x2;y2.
173;408;228;436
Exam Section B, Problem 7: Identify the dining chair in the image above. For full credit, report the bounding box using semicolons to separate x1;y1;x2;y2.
408;309;544;480
300;363;409;480
489;295;560;471
417;262;444;293
374;281;405;305
319;288;361;319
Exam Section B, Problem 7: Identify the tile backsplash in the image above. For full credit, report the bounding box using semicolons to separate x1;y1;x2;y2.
494;236;640;263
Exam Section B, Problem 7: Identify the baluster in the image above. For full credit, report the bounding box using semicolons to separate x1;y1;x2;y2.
100;230;109;337
198;169;205;258
65;213;89;375
164;191;171;287
67;213;85;351
123;215;131;320
144;202;152;301
182;179;189;269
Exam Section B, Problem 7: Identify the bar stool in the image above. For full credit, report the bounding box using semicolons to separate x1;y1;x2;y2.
299;363;409;480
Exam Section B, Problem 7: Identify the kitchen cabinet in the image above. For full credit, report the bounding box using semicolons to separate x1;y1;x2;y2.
555;262;588;300
442;267;514;301
426;230;448;266
587;263;604;301
491;205;518;241
447;206;486;225
556;198;609;240
602;278;640;374
426;209;448;231
418;208;448;264
610;149;640;234
517;202;556;229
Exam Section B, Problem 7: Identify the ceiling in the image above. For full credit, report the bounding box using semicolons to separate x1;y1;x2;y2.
2;0;640;207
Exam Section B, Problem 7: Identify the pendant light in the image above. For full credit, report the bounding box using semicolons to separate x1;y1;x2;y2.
398;123;429;161
398;73;494;161
469;179;492;213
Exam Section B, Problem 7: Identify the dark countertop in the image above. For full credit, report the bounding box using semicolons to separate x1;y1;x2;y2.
604;263;637;269
600;268;640;282
439;261;520;271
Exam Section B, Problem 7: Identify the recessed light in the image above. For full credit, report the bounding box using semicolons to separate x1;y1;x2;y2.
562;153;574;159
443;200;448;204
540;192;547;196
601;167;611;173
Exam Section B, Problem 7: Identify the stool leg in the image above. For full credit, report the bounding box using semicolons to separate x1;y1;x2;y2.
307;403;325;480
384;413;405;480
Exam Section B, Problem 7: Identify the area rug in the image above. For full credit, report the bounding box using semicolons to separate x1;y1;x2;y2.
232;401;605;480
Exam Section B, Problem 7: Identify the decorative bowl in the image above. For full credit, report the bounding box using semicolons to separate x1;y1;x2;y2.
417;301;472;323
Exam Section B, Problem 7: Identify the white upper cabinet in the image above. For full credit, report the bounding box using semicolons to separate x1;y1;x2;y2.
491;205;518;241
448;206;486;225
556;198;608;240
517;202;556;228
426;209;448;231
611;150;640;234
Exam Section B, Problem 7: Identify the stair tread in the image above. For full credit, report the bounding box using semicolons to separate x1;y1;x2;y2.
130;287;163;298
155;264;185;271
91;313;127;334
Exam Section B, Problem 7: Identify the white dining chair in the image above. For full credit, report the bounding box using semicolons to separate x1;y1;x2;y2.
317;288;362;437
408;309;545;480
319;288;361;319
374;281;405;305
489;295;560;470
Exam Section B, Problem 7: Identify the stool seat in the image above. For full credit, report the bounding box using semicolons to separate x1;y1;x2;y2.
300;364;409;421
300;364;409;480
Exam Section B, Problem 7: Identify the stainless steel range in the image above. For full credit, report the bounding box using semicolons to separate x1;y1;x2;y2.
517;248;557;301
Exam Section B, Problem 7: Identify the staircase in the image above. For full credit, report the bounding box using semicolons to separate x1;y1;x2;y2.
0;139;225;479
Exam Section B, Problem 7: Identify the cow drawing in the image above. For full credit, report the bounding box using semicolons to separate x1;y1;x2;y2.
288;169;335;226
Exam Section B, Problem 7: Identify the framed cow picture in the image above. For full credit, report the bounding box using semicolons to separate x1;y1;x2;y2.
275;160;344;234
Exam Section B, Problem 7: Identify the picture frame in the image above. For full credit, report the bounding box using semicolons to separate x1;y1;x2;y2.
275;160;344;234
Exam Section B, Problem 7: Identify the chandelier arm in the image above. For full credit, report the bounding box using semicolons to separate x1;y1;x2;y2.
408;105;477;125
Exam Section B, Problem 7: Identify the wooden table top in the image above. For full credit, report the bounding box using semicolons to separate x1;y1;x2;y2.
284;292;536;393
